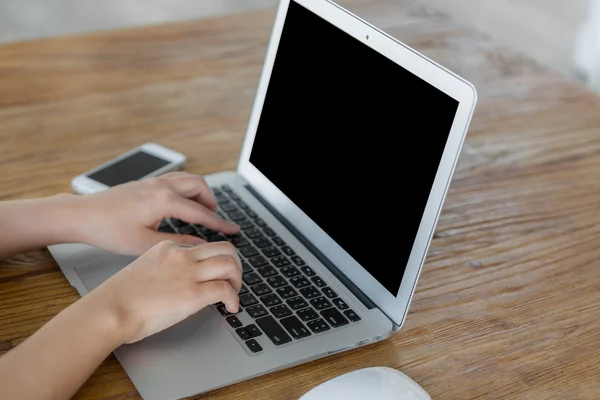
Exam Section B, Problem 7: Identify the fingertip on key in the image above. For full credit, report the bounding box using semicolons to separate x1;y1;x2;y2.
226;303;239;313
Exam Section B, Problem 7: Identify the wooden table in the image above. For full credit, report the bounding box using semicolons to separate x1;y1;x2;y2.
2;0;600;398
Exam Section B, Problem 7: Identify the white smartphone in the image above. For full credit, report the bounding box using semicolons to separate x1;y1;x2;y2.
71;143;186;194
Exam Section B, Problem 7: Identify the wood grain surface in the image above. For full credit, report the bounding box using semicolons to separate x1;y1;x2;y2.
2;0;600;398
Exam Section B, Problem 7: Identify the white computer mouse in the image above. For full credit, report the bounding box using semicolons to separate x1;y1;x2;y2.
299;367;431;400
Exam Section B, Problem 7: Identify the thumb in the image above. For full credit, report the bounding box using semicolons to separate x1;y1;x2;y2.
143;230;206;249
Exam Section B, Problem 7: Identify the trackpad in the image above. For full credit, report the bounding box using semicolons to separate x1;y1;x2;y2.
74;253;135;292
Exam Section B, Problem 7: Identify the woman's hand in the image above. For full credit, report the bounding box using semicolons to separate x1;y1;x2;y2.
91;240;242;344
73;172;239;256
0;240;242;400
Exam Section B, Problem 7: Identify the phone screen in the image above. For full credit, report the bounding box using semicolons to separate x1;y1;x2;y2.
87;151;170;187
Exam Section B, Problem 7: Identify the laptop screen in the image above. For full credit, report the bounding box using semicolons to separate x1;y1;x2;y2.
249;1;459;296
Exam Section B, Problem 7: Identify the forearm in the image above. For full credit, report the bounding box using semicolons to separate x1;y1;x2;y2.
0;194;83;259
0;291;126;400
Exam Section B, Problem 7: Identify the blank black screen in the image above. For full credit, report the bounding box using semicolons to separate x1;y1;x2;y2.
88;151;170;187
249;1;459;295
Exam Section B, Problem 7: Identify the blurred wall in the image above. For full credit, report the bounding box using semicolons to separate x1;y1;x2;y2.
0;0;598;91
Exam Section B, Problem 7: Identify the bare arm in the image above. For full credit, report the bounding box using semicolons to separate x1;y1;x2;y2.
0;173;238;260
0;288;125;399
0;241;241;400
0;173;242;400
0;194;81;259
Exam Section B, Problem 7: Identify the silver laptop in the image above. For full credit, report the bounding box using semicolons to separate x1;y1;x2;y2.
49;0;477;398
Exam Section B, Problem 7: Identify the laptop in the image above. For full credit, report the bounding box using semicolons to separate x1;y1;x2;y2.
48;0;477;398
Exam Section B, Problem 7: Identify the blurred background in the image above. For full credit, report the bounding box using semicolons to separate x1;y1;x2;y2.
1;0;599;93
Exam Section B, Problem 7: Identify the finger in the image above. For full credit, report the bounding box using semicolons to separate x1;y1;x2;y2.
195;280;240;313
166;196;239;234
162;174;218;212
143;231;206;250
194;255;242;293
186;241;239;263
159;171;187;178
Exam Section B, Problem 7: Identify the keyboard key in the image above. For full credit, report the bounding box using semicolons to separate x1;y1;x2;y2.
158;224;176;234
237;200;249;209
291;255;305;266
179;224;196;235
255;218;267;227
276;286;298;299
244;227;263;238
281;266;301;278
271;304;293;318
215;193;229;204
280;315;311;339
245;324;262;337
266;275;287;288
251;283;272;296
247;305;269;319
272;236;286;246
220;185;233;193
191;231;205;239
321;308;349;327
232;236;250;248
229;211;247;222
236;327;251;340
243;208;257;218
195;225;212;236
256;316;292;346
300;266;316;277
262;246;281;258
240;246;259;258
256;265;277;278
299;286;321;299
242;273;262;286
271;256;291;268
245;339;263;353
311;276;327;288
171;218;187;227
297;307;320;322
263;227;276;236
229;192;241;201
227;231;242;239
287;297;309;311
261;293;282;307
217;305;235;316
249;255;269;267
239;293;259;307
238;219;254;229
321;286;337;298
289;276;311;289
208;233;227;242
253;237;271;248
344;309;361;322
158;219;170;229
242;262;252;274
221;202;237;212
310;297;332;311
281;246;295;256
239;285;249;294
332;298;349;310
307;318;330;333
226;316;243;328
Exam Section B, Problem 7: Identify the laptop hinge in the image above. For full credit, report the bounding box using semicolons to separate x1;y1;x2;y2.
244;184;376;310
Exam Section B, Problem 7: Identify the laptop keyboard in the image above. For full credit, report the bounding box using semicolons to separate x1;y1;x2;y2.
158;185;361;353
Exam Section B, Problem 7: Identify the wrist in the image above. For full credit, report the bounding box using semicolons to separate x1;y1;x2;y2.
39;193;90;245
72;291;128;353
79;284;134;347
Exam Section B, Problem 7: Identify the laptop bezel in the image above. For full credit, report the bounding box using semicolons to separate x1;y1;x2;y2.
237;0;477;327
